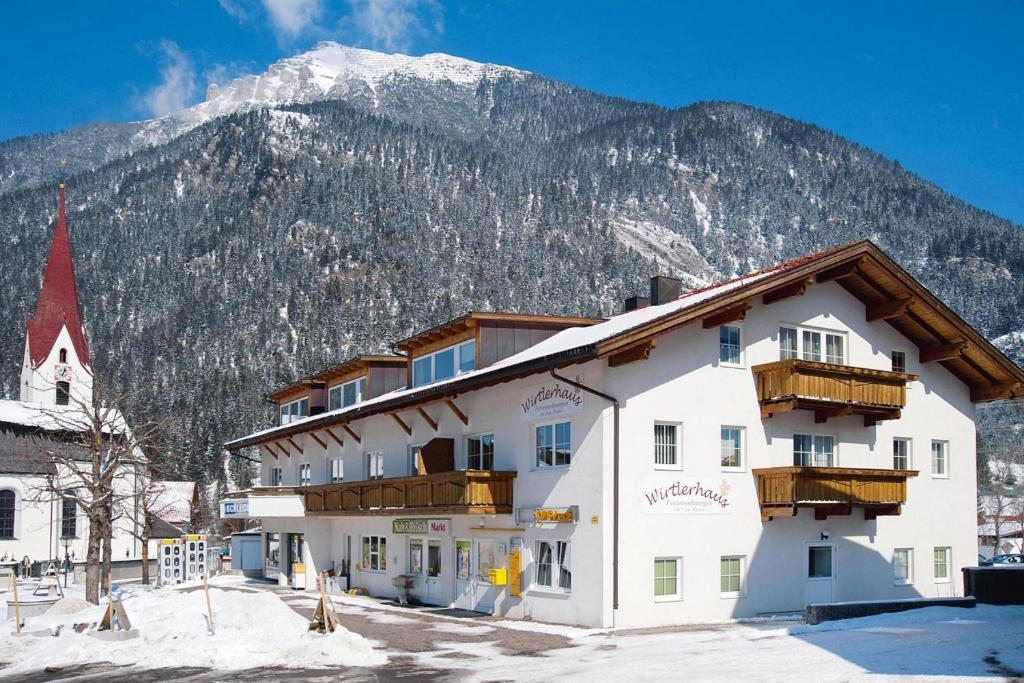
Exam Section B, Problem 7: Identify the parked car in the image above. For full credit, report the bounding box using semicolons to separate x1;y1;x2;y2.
980;553;1024;566
978;553;989;565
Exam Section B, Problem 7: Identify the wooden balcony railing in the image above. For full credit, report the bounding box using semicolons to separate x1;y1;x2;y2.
292;470;517;516
753;466;918;522
752;359;917;426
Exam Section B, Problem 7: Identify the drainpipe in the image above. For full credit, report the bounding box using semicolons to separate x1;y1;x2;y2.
548;364;621;621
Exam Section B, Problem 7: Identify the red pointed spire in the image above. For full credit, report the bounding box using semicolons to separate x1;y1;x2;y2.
26;184;91;369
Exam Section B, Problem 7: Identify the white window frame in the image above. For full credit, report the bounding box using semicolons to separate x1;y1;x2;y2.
533;540;571;593
720;555;745;598
891;348;908;374
894;548;914;585
466;433;495;471
779;324;848;365
720;426;745;472
328;376;367;412
298;462;311;487
361;534;387;573
328;457;344;483
933;547;951;583
269;466;283;487
534;420;572;469
718;324;744;368
411;339;476;388
893;437;912;471
793;433;836;467
366;450;385;480
279;397;309;425
931;440;949;478
654;422;682;470
654;556;682;602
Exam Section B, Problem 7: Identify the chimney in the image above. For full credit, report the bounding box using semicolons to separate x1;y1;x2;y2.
624;296;650;312
649;275;682;306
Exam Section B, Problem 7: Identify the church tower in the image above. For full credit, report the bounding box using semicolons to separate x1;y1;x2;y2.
20;184;93;405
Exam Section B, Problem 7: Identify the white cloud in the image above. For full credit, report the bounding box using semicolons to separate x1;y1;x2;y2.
347;0;442;51
217;0;249;21
263;0;323;39
142;41;198;117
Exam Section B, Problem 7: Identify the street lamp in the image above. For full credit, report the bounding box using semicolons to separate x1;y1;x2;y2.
61;537;72;589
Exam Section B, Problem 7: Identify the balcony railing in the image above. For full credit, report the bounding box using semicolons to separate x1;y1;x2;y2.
752;466;918;522
752;359;917;425
288;469;518;516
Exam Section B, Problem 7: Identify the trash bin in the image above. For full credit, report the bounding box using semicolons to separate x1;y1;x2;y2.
391;575;415;605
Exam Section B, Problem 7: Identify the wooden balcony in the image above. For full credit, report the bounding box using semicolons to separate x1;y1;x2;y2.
294;470;517;516
752;359;917;426
753;466;919;522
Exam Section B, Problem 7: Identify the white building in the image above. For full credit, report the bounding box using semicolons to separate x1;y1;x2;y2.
223;241;1024;627
0;185;146;570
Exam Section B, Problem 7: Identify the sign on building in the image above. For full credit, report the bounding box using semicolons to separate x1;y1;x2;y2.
220;499;249;519
392;519;451;535
519;379;584;421
641;476;733;515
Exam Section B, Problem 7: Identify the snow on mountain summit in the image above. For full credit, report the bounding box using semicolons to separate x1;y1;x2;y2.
144;42;525;139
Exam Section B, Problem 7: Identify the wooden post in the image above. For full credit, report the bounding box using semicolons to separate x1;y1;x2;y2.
204;571;215;636
10;571;21;634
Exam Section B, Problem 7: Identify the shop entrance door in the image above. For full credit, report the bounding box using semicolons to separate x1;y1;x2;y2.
805;543;835;605
424;539;444;605
453;539;499;614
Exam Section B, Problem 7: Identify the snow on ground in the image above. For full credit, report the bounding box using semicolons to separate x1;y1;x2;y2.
0;578;385;675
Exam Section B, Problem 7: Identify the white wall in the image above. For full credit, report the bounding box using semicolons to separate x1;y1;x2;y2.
20;325;93;406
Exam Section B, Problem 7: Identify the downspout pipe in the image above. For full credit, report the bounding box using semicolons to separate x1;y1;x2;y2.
548;364;621;618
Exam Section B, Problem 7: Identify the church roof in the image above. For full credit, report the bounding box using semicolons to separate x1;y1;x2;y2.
0;431;91;475
26;185;90;369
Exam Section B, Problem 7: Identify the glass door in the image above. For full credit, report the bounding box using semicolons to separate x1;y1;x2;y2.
454;539;473;609
425;539;444;605
805;543;835;605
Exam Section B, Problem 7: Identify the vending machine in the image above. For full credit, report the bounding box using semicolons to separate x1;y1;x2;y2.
184;534;207;580
158;538;185;586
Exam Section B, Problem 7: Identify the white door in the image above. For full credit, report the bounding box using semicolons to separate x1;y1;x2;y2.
425;539;445;605
805;543;836;605
454;539;473;609
473;539;499;614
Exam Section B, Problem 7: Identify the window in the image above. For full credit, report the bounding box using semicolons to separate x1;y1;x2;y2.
654;423;680;468
411;340;476;388
298;463;311;486
535;421;572;468
408;444;424;475
931;441;948;477
535;540;571;591
61;491;77;538
427;539;441;577
720;427;744;470
720;556;744;596
361;535;387;572
467;434;494;470
779;326;798;360
478;540;496;581
654;558;681;600
793;434;834;467
719;325;742;366
366;450;385;480
808;546;833;578
409;538;423;575
269;467;283;487
934;547;950;583
329;457;344;483
328;377;368;411
891;350;907;374
0;490;14;539
56;381;70;406
893;438;911;470
279;397;309;425
59;348;68;363
894;548;913;585
780;326;847;365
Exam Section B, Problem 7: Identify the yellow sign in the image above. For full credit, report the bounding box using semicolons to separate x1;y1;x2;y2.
533;508;575;523
508;550;522;596
590;515;600;525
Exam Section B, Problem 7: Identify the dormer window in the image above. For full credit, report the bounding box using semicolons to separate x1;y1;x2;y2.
328;377;367;411
59;348;68;363
279;397;309;425
412;340;475;388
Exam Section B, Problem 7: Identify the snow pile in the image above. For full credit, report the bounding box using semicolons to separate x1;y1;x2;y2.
0;583;385;675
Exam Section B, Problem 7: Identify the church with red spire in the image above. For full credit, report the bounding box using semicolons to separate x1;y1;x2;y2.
19;183;93;406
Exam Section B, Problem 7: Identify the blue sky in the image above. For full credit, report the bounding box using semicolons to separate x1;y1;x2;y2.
1;1;1021;223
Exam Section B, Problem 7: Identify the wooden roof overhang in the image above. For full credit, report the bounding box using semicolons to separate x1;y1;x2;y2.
393;311;603;355
313;354;406;385
266;379;320;403
594;240;1024;403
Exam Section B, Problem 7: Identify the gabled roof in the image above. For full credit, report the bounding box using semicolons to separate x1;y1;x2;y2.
312;354;406;384
0;431;92;475
393;311;603;354
148;480;198;526
26;185;90;369
226;240;1024;450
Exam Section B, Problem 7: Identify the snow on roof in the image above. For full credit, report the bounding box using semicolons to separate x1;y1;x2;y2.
979;521;1024;537
227;253;810;448
0;399;110;433
149;480;197;526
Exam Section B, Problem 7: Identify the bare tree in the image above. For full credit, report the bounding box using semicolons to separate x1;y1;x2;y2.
28;380;169;604
979;442;1024;556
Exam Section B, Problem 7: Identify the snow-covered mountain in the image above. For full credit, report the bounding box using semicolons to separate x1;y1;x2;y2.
138;42;527;144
